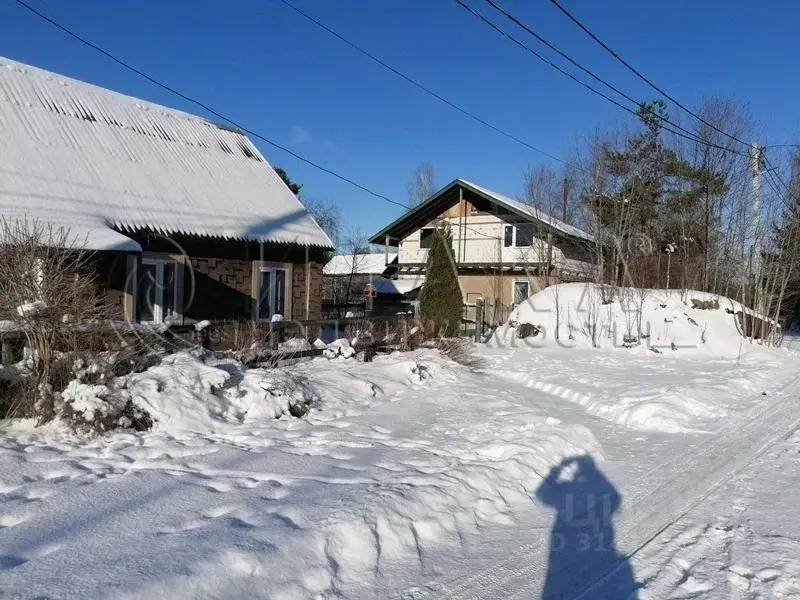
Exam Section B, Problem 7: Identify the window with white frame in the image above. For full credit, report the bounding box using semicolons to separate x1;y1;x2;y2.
257;266;288;320
137;258;179;323
515;223;535;247
504;225;513;247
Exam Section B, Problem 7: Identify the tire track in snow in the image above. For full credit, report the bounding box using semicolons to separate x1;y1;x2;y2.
395;373;800;600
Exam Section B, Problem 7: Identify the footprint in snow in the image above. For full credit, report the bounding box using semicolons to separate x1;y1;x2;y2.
0;513;29;528
0;555;26;570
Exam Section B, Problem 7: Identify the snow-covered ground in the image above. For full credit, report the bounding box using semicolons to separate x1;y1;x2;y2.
2;285;800;599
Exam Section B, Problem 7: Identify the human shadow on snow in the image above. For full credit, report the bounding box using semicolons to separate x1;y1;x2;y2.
536;455;639;599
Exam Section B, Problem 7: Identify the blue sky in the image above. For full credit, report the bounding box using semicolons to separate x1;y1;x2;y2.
2;0;799;243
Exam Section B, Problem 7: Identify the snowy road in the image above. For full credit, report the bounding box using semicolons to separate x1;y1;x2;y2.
3;311;800;599
393;355;800;600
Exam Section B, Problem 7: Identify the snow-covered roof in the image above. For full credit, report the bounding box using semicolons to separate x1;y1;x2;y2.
0;57;333;251
324;252;397;276
374;276;424;295
369;178;593;245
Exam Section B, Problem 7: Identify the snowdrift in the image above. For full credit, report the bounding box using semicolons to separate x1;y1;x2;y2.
1;346;603;600
490;283;769;358
58;348;460;435
481;283;794;434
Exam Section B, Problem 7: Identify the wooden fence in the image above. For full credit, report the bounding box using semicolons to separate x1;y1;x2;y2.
0;315;419;366
462;299;511;342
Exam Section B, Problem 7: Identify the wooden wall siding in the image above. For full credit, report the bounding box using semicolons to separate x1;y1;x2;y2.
442;198;477;218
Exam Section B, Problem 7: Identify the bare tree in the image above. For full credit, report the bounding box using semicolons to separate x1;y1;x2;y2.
323;228;371;318
304;197;341;247
0;219;106;421
407;163;437;207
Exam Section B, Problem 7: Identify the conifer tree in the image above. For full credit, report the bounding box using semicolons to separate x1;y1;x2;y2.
419;225;463;336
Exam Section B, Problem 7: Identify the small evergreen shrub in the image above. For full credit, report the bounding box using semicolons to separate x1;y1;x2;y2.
418;225;463;338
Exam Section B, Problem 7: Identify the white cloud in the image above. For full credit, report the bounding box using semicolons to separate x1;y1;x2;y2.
291;125;313;145
321;139;339;152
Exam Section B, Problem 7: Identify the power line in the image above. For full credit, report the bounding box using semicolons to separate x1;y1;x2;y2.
763;156;795;204
10;0;409;210
10;0;515;243
474;0;722;149
545;0;800;219
276;0;563;164
458;0;747;157
547;0;751;150
548;0;798;211
544;0;799;211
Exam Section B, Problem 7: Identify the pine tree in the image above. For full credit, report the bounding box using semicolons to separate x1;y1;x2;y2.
419;226;463;337
589;100;726;287
275;167;302;196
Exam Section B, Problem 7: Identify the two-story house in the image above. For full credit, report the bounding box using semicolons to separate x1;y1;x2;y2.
369;179;596;318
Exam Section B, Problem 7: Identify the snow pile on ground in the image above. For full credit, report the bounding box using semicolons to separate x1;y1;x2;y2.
0;346;605;599
57;351;320;433
480;283;797;434
60;381;117;422
322;337;356;359
490;283;767;358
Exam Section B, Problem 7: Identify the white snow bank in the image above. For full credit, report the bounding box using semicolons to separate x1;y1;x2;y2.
193;319;211;332
0;347;602;599
490;283;768;358
118;351;321;432
481;287;800;434
277;337;313;353
323;337;356;359
60;381;114;422
65;348;466;434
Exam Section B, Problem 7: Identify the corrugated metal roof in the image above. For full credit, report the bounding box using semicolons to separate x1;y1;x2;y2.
0;57;333;250
323;252;397;276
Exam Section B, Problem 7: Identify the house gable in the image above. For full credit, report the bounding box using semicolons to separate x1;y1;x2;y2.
369;179;593;246
369;180;594;269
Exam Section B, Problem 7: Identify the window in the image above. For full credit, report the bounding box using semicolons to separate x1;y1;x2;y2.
504;225;514;247
258;267;287;320
515;223;534;247
513;280;530;305
137;258;179;323
419;228;435;249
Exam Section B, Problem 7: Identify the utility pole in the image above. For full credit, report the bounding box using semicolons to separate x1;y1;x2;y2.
749;142;769;329
561;176;570;222
750;143;762;272
749;144;763;307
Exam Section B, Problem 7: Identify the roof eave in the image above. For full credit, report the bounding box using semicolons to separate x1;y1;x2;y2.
368;178;464;245
368;178;594;245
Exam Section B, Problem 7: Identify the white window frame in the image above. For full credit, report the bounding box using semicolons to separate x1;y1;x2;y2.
504;225;514;248
515;223;535;248
138;258;179;324
512;279;530;305
256;265;290;322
